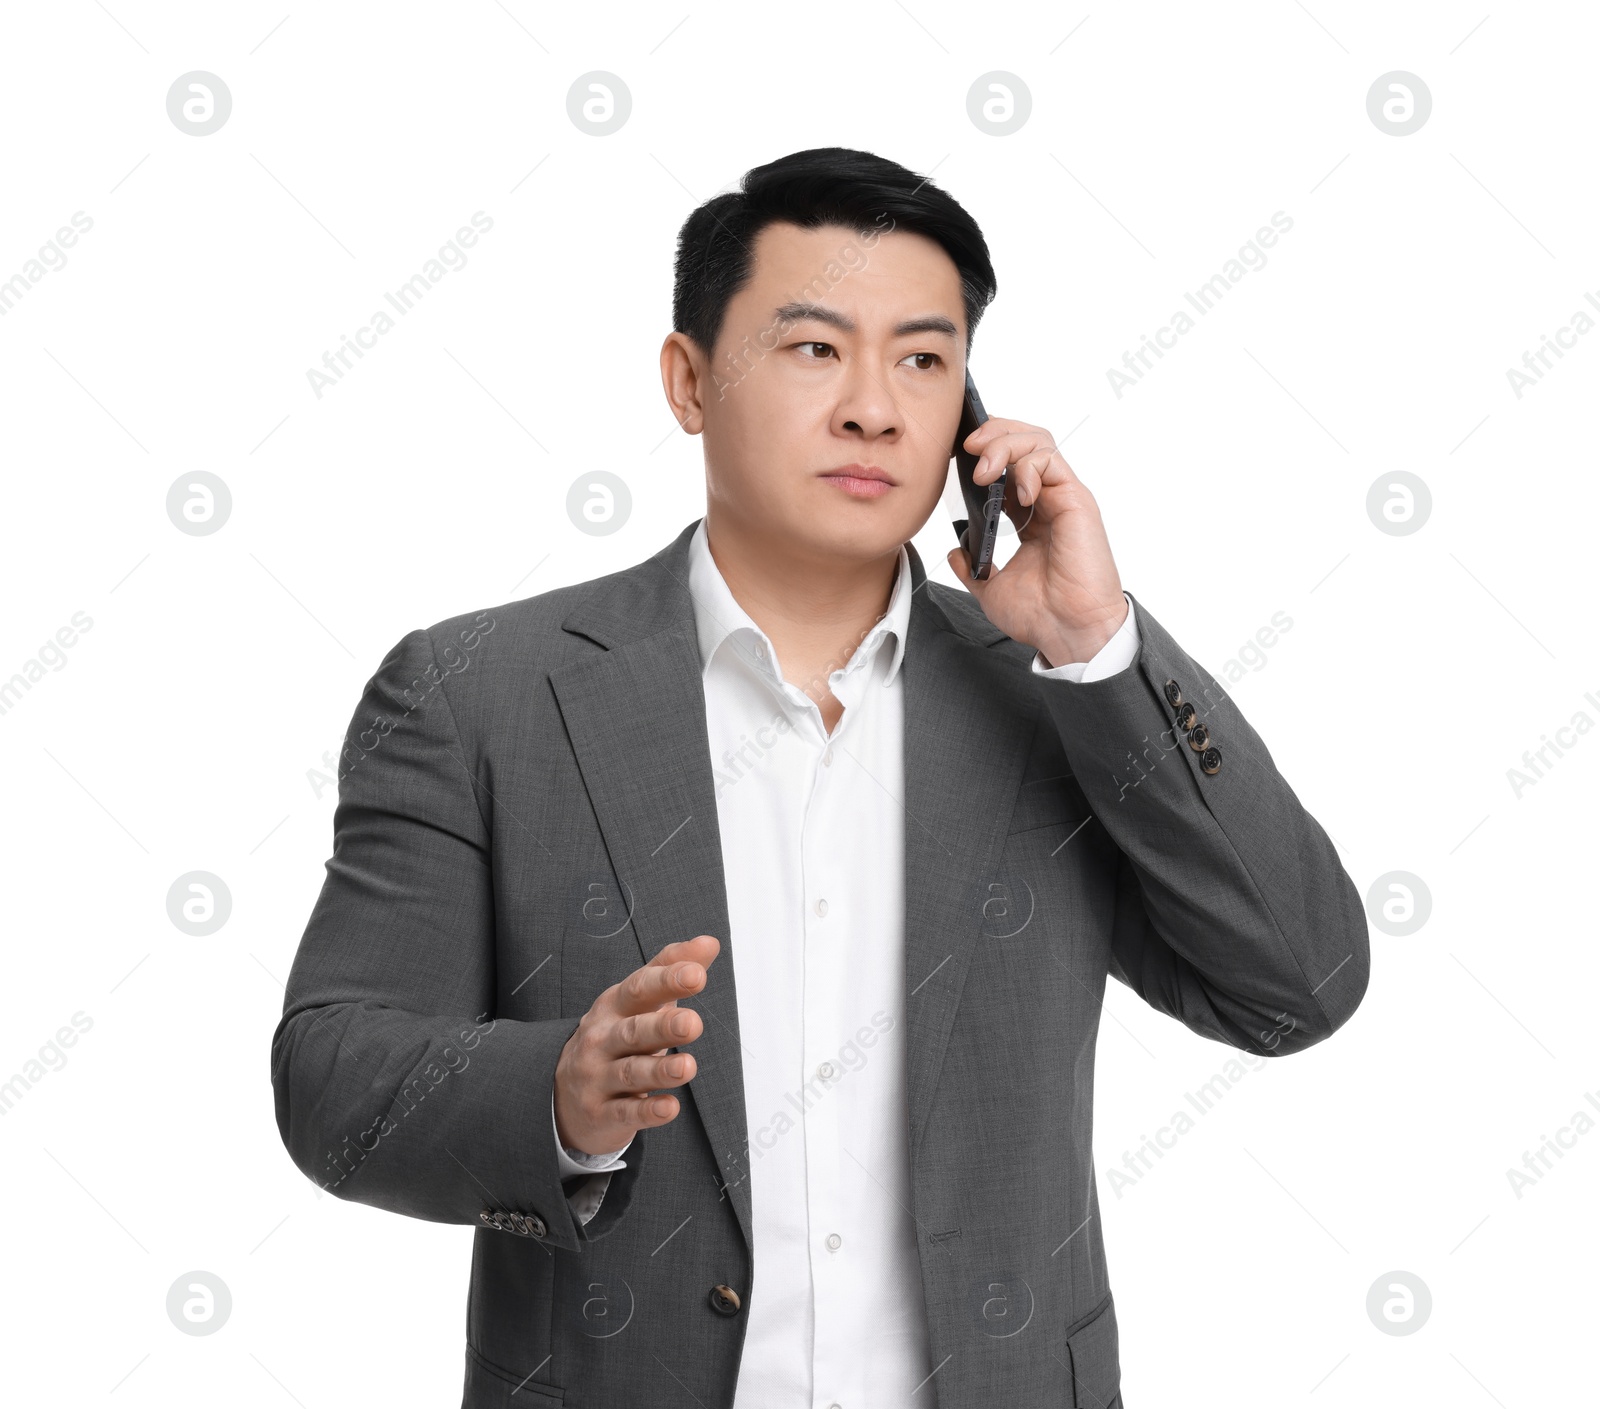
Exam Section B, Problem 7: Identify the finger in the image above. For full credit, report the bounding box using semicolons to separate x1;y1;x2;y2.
604;1048;697;1098
1006;442;1084;506
576;1091;686;1148
1009;449;1058;506
646;934;721;969
619;1091;683;1131
644;934;721;982
611;937;719;1016
971;430;1053;485
606;1003;704;1058
962;417;1037;455
607;960;700;1017
1000;476;1039;537
946;546;980;592
643;934;720;1009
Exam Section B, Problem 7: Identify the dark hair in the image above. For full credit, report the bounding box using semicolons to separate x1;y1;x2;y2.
671;147;997;359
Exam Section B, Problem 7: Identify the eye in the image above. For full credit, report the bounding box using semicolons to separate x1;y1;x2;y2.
796;341;836;360
900;352;940;370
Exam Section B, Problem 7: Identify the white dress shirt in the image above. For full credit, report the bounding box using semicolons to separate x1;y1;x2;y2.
549;519;1140;1406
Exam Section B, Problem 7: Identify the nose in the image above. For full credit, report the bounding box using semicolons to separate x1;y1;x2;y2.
832;359;900;442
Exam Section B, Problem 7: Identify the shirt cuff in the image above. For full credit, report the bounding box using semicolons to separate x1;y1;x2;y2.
1030;592;1139;682
552;1088;633;1178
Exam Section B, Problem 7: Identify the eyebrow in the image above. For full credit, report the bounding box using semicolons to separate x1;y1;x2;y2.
772;301;960;341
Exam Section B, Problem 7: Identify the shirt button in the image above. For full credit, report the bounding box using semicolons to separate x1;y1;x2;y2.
826;1233;842;1250
818;1061;836;1080
822;747;833;766
815;898;828;917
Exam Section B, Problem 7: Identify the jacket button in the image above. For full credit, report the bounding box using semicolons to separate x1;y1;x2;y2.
1173;701;1197;732
1163;678;1183;708
1200;746;1222;775
1187;723;1210;752
709;1284;742;1316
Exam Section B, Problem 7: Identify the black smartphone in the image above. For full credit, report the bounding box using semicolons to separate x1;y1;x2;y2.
951;370;1007;580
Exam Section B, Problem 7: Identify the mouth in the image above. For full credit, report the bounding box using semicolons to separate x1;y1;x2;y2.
818;464;896;499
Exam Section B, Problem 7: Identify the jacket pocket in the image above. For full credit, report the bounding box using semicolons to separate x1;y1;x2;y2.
1065;1294;1120;1408
464;1343;564;1406
1007;775;1091;836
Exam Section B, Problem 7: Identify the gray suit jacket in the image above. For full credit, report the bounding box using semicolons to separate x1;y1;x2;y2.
272;516;1369;1408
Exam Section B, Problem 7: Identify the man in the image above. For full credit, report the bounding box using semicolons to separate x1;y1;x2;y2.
273;147;1369;1409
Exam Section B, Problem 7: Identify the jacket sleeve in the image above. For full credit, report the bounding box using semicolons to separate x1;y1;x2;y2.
270;625;645;1254
1036;591;1370;1056
552;1085;632;1225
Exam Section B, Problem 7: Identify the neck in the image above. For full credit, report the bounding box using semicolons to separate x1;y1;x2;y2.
702;506;900;703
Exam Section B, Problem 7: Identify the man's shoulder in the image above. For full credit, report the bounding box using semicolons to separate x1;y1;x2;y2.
421;578;597;652
407;548;679;682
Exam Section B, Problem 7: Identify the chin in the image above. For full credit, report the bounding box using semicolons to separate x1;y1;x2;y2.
793;494;922;562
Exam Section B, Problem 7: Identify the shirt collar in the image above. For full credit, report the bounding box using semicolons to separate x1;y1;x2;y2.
686;517;911;689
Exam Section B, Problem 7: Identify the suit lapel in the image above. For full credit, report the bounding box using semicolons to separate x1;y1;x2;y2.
899;573;1040;1162
550;522;756;1251
548;519;1040;1258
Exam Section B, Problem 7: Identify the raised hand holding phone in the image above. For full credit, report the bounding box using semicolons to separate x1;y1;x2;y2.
946;381;1129;669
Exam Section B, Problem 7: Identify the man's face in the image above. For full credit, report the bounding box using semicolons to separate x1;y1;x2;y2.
670;220;967;565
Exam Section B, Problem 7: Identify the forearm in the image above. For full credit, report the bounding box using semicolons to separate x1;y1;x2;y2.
1037;592;1369;1053
273;1002;586;1241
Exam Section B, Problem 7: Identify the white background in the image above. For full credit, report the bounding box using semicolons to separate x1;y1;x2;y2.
2;2;1595;1404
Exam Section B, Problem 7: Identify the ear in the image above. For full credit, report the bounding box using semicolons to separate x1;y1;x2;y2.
660;332;708;436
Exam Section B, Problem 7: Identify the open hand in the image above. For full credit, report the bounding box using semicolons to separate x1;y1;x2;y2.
553;934;720;1155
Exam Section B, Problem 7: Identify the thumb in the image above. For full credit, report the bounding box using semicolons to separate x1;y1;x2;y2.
947;547;981;593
